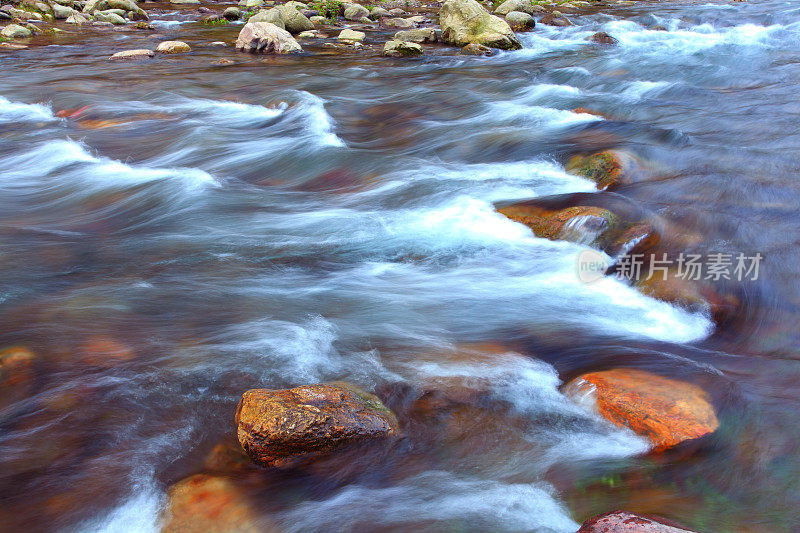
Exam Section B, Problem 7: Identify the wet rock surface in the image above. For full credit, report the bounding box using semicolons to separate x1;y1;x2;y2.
235;382;400;467
578;510;696;532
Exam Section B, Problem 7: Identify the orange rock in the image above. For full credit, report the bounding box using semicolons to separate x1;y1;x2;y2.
161;474;278;533
578;510;695;532
203;442;259;475
563;368;718;451
572;107;609;119
0;346;37;410
78;336;136;367
235;383;399;468
635;269;739;324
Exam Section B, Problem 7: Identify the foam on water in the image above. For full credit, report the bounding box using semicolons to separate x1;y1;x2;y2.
281;470;580;532
0;139;219;191
0;95;56;123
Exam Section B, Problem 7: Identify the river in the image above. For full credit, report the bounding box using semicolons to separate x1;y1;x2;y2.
1;0;799;531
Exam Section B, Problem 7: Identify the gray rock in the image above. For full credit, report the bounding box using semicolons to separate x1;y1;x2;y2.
383;17;414;28
493;0;543;16
1;23;32;38
248;8;284;29
393;27;436;43
223;6;240;20
337;28;364;42
388;8;406;16
505;10;533;30
369;6;389;18
309;15;325;23
239;0;263;7
65;12;88;23
51;3;77;18
157;40;191;53
440;0;521;50
275;3;314;33
109;48;155;59
343;2;367;20
235;20;302;53
93;10;125;23
383;39;422;56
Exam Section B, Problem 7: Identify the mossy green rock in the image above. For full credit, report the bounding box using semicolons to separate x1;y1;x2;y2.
440;0;521;50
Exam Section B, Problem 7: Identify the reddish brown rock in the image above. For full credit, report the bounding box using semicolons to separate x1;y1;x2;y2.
572;107;609;119
578;510;695;532
495;197;659;257
161;474;278;533
539;13;571;26
565;150;639;190
563;368;719;452
78;335;135;367
589;31;619;45
0;346;37;410
235;383;399;468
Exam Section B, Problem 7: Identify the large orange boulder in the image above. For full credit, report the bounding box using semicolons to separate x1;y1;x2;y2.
0;346;37;410
235;382;399;467
563;369;718;452
578;510;695;532
161;474;278;533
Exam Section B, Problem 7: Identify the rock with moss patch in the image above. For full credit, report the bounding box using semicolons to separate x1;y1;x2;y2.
274;3;314;32
222;6;240;20
440;0;521;50
343;2;368;20
52;3;78;18
565;150;641;190
93;10;125;23
1;23;32;38
460;42;492;55
236;382;399;467
157;40;191;53
505;10;533;31
370;6;389;18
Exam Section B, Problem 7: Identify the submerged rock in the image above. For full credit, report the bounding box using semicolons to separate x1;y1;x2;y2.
157;40;191;53
440;0;521;50
505;10;534;31
236;21;302;54
383;39;423;57
539;13;572;26
634;268;738;323
578;510;696;532
161;474;275;533
460;42;493;55
565;150;640;190
563;368;719;452
0;346;37;411
589;31;618;45
235;382;399;468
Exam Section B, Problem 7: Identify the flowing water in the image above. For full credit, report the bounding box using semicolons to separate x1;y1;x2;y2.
1;1;800;531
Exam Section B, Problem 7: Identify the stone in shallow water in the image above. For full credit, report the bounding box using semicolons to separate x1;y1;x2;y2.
337;28;364;42
1;23;32;38
563;368;719;452
0;346;37;411
235;382;399;467
109;48;155;60
578;510;696;532
565;150;640;190
589;31;618;45
393;27;436;43
440;0;521;50
384;39;423;57
505;10;534;31
161;474;278;533
157;40;191;53
235;21;302;54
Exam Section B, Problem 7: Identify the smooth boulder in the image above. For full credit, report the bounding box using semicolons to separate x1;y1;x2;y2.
343;2;368;20
1;23;32;38
248;8;284;29
393;28;436;43
578;510;695;532
274;3;314;33
505;10;534;31
565;150;640;190
563;368;719;451
235;382;399;467
384;39;423;56
440;0;521;50
223;6;240;20
590;31;618;45
157;40;191;53
337;28;364;42
493;0;543;16
236;21;302;54
109;49;155;60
